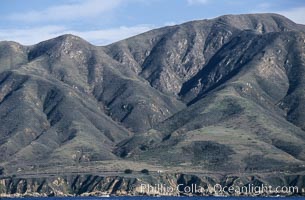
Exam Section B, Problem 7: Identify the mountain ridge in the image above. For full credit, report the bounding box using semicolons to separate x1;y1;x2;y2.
0;13;305;196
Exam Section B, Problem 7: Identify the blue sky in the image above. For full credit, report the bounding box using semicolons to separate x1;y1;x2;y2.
0;0;304;45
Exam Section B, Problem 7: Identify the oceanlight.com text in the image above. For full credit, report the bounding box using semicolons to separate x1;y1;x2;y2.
214;184;299;195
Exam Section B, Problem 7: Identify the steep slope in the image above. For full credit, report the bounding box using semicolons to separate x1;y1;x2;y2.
0;62;130;165
114;14;305;173
105;13;303;96
0;34;184;170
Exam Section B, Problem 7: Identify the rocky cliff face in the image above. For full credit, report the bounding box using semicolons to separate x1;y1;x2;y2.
1;173;305;197
1;13;305;196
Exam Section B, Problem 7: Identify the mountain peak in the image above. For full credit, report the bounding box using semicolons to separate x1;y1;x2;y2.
211;13;297;33
28;34;91;61
56;34;86;43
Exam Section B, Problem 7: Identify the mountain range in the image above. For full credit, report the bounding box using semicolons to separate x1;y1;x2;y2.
0;13;305;196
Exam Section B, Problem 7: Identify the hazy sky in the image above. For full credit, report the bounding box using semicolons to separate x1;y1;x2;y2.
0;0;304;45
